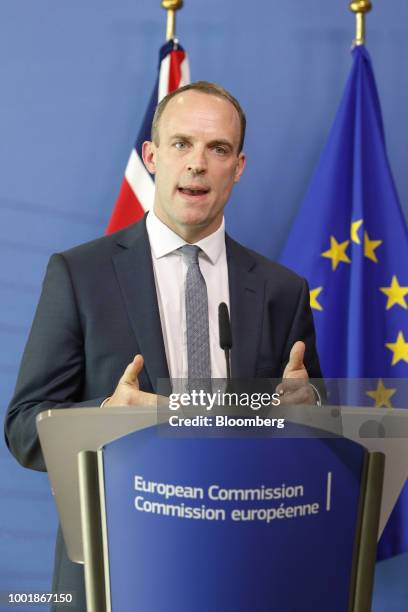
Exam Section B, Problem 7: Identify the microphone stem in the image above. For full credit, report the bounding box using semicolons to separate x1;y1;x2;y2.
224;348;231;381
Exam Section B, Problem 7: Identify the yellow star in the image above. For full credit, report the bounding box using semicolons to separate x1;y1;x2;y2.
380;276;408;310
366;379;397;408
321;236;351;271
350;219;363;244
385;331;408;366
310;287;323;311
364;231;382;263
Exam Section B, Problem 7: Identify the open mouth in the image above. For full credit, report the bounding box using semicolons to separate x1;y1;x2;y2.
178;187;210;197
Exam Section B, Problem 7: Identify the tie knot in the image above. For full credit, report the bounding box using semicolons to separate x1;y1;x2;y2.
181;244;201;265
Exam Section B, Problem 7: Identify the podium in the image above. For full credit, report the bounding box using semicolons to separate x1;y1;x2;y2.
36;403;403;612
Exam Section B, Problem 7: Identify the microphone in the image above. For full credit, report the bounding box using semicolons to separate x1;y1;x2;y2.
218;302;232;382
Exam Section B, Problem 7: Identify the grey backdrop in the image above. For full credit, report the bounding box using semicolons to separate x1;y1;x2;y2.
1;1;407;610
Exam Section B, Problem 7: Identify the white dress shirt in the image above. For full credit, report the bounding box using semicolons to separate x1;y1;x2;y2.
146;209;230;382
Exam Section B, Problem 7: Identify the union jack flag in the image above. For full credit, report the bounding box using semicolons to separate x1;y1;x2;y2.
106;40;190;234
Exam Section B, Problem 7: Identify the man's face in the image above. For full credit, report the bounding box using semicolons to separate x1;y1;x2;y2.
142;90;246;242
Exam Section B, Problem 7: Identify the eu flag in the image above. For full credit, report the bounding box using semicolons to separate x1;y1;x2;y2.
280;45;408;559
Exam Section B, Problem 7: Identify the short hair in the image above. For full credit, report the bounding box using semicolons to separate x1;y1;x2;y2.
151;81;246;154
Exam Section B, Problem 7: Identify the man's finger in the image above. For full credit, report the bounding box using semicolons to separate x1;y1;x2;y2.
120;354;144;386
277;378;307;395
279;386;315;406
288;341;305;370
283;341;306;375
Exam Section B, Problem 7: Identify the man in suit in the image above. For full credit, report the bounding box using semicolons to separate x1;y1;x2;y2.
5;81;322;609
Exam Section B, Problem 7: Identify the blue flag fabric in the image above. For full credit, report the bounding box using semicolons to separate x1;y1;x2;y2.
280;45;408;559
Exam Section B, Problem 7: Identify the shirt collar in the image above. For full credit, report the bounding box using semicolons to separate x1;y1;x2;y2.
146;208;225;265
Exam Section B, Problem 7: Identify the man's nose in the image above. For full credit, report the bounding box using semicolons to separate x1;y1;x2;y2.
187;164;206;176
187;149;207;175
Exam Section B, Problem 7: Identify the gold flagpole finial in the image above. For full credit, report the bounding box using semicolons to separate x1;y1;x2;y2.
349;1;372;46
161;0;184;42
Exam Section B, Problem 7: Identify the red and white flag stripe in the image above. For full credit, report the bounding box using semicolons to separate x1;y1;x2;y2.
106;41;190;234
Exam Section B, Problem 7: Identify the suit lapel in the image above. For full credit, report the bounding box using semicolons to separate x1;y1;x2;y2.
226;235;265;379
112;219;170;391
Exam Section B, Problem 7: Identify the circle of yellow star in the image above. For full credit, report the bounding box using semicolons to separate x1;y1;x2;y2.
380;276;408;310
366;379;396;408
321;236;351;271
385;331;408;366
310;287;323;311
364;231;382;263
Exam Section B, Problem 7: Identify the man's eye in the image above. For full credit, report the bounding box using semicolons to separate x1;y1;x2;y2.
214;146;227;155
174;141;187;150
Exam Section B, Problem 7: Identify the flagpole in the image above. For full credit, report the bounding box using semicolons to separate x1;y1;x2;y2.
349;1;372;46
162;0;184;41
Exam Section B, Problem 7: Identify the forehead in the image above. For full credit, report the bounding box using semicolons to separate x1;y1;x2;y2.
158;91;241;144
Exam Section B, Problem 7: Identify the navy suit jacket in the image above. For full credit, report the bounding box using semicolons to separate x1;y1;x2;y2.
5;216;322;609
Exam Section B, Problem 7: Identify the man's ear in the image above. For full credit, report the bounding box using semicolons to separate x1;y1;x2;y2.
234;152;246;183
142;141;157;174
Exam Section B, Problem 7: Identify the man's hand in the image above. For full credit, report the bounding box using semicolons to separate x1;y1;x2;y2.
276;341;316;405
104;354;158;408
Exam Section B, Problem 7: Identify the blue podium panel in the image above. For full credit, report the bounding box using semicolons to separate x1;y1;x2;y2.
102;426;366;612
